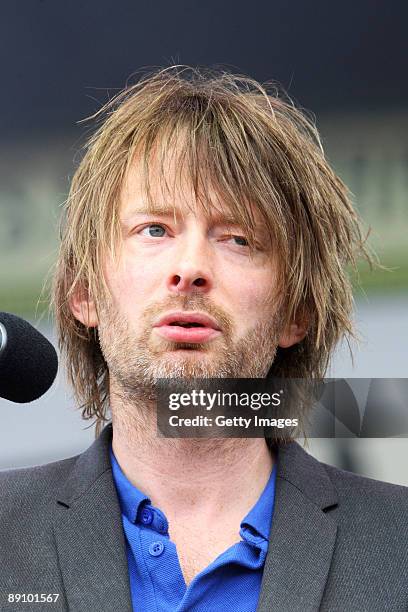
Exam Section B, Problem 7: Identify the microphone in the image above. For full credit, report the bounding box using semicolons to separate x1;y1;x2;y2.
0;312;58;403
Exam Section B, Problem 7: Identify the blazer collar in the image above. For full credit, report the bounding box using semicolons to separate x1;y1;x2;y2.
257;441;339;611
54;425;338;612
56;423;113;507
54;423;132;612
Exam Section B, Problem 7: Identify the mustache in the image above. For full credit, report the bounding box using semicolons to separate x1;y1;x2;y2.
142;296;235;336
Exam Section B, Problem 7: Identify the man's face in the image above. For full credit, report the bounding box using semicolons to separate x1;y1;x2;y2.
77;157;292;393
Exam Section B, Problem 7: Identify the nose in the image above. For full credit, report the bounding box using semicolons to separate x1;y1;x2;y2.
166;234;213;296
168;273;208;294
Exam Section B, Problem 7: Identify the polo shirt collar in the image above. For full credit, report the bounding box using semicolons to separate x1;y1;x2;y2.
240;462;277;542
109;446;150;523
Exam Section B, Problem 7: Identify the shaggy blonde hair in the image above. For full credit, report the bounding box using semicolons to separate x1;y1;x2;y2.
52;65;369;434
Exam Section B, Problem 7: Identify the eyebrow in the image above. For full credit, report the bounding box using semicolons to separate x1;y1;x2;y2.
121;205;243;226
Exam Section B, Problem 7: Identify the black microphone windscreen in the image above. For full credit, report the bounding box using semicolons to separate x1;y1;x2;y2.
0;312;58;403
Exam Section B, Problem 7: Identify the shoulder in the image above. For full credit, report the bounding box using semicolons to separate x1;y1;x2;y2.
322;459;408;507
278;440;408;529
317;458;408;544
0;455;78;513
0;425;113;516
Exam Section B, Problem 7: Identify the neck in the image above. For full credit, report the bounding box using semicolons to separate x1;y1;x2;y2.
110;386;274;522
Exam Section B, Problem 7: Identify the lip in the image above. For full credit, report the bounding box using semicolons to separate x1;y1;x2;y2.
153;311;221;330
153;326;221;343
152;311;222;344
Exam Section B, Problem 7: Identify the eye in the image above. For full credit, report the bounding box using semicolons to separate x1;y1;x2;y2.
226;234;250;247
139;223;167;238
135;224;254;250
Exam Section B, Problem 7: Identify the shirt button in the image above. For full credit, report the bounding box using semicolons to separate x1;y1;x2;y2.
141;508;153;525
149;541;165;557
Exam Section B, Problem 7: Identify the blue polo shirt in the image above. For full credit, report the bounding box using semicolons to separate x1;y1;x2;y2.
110;446;277;612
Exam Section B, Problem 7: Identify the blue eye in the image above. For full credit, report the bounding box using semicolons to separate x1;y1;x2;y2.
141;224;166;237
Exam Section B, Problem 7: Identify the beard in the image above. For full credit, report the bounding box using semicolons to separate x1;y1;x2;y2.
96;292;283;399
96;293;291;444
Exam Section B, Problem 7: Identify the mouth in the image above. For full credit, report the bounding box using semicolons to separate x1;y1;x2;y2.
168;321;206;328
153;312;222;344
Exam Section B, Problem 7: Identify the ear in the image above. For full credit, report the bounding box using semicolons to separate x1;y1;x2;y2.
69;287;99;328
278;320;307;349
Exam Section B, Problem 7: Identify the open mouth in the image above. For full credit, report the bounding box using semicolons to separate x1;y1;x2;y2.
168;322;205;328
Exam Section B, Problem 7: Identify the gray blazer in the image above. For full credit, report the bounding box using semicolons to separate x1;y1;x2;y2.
1;424;408;612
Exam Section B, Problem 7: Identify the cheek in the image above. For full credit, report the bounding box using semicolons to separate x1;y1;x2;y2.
230;272;278;325
104;257;155;315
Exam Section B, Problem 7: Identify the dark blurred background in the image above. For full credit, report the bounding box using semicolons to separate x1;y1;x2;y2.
0;0;407;481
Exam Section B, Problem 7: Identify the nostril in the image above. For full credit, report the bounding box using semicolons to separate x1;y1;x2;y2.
194;278;206;287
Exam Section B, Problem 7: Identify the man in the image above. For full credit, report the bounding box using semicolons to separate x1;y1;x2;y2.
1;66;407;612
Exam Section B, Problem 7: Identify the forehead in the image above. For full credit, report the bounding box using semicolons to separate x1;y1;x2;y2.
120;152;264;228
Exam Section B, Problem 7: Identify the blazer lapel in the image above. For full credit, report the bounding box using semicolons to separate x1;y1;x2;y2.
257;442;338;612
53;425;132;612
